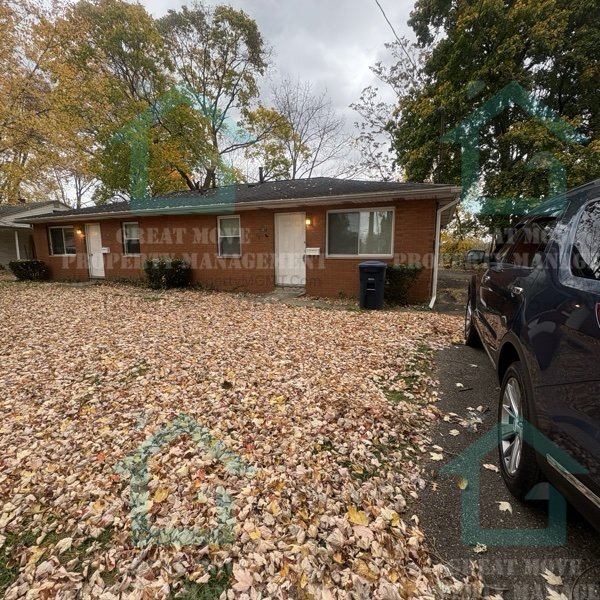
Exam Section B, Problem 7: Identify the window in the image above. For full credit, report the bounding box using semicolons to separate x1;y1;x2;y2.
123;222;141;255
571;201;600;281
49;226;76;255
327;209;393;256
505;218;557;268
218;216;241;257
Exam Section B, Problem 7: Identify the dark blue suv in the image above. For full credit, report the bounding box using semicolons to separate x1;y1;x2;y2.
465;180;600;528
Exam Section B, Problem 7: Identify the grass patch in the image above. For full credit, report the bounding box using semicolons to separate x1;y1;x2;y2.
416;342;433;356
0;524;115;595
312;438;334;453
101;569;118;587
176;565;231;599
0;528;38;595
339;460;377;481
38;527;114;570
383;388;411;404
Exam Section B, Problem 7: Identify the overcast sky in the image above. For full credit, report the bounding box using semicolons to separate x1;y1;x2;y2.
142;0;416;125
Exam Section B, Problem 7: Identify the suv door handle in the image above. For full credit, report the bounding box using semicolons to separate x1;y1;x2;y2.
509;285;524;296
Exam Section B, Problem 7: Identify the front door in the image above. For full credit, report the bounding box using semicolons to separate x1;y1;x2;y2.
85;223;105;278
275;212;306;286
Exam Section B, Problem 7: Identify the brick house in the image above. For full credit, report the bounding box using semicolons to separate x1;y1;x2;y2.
22;178;460;302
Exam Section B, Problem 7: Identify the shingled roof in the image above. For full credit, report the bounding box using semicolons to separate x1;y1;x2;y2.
0;201;60;217
20;178;461;223
0;201;70;227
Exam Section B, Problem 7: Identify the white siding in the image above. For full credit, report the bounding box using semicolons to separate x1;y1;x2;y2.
0;229;34;266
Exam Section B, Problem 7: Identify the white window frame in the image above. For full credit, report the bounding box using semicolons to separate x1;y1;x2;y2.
122;222;141;256
217;215;242;258
48;226;76;256
326;207;395;258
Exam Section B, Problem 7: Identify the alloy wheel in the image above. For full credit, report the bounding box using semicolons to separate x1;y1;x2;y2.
500;377;524;476
465;302;473;338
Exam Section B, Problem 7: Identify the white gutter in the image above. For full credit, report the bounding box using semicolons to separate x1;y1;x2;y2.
429;197;461;309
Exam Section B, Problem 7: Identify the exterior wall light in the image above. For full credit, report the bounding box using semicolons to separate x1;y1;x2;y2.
305;217;312;226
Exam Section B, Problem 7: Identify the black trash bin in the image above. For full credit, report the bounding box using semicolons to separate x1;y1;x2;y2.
359;261;387;310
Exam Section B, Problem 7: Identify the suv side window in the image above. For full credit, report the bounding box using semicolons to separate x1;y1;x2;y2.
571;201;600;281
505;218;557;268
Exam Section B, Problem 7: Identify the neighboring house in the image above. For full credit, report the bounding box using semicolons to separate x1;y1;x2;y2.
0;202;71;267
20;178;460;302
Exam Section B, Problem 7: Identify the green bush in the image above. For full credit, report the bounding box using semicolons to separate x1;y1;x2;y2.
144;258;191;290
8;260;49;281
385;263;424;305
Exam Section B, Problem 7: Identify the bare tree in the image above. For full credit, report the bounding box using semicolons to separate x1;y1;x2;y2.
351;38;425;180
52;169;96;208
269;77;354;179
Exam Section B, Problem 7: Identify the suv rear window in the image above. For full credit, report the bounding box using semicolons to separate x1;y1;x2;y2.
571;201;600;281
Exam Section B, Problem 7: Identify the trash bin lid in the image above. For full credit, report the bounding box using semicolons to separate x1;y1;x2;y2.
359;261;387;268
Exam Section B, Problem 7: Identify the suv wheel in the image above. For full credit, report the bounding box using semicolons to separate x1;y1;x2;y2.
464;288;482;347
498;361;540;499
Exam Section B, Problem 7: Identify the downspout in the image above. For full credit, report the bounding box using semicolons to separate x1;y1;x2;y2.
429;198;460;309
14;230;21;261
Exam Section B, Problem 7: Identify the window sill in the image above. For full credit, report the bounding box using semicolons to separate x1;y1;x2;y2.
218;255;242;259
123;253;141;257
49;254;77;257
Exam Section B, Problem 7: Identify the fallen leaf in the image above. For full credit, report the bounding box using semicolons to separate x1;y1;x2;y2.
232;564;254;592
54;537;73;554
430;452;444;461
248;528;261;540
347;505;369;526
473;543;488;554
483;463;500;473
541;569;563;586
497;501;513;514
153;487;170;503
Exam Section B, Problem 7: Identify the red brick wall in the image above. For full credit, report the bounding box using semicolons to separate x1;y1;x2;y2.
32;198;438;301
305;199;436;302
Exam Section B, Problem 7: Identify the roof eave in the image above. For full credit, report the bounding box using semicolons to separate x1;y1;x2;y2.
19;186;462;224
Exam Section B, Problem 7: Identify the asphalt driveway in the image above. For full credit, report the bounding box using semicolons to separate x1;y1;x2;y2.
419;344;600;599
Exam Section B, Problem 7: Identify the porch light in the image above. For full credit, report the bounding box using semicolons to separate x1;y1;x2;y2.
305;217;312;226
75;227;84;236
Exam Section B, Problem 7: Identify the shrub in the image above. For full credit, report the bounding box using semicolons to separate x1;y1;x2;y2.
144;258;191;290
385;263;424;305
8;260;49;281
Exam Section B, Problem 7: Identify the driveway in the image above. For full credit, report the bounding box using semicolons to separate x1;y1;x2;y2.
419;344;600;599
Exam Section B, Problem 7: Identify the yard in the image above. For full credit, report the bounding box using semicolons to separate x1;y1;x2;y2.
0;281;480;599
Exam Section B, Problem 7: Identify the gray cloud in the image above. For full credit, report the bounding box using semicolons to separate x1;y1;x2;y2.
143;0;416;124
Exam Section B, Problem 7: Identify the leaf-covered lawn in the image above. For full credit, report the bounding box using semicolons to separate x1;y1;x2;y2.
0;282;478;599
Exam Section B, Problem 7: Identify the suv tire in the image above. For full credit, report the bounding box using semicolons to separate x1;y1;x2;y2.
464;285;482;347
498;361;541;499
